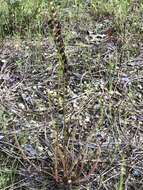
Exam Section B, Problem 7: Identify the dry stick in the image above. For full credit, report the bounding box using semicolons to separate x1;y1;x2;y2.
13;125;55;178
12;125;39;171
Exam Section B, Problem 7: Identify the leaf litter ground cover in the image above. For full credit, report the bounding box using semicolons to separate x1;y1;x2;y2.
0;9;143;190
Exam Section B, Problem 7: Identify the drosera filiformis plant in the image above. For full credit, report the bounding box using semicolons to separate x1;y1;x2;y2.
0;0;143;189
